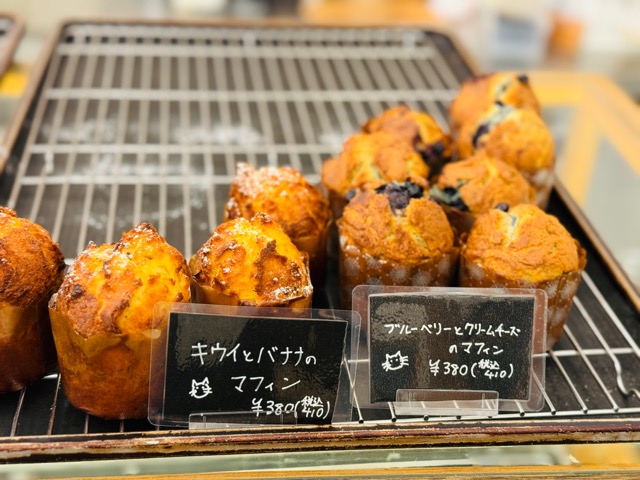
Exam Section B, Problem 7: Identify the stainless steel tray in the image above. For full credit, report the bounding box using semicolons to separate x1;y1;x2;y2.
1;20;639;463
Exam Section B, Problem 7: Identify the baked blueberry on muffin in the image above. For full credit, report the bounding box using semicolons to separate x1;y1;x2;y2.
190;213;313;308
362;105;453;177
48;223;191;419
337;181;458;308
456;102;555;207
430;153;535;234
224;163;331;286
320;131;429;220
460;204;586;349
0;207;65;392
449;72;540;136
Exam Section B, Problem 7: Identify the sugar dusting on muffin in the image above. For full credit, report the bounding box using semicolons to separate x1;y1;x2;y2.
191;213;312;307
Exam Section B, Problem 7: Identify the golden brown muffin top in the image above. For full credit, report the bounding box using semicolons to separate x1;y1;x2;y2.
338;182;454;263
457;103;555;173
224;163;331;243
0;207;65;307
363;104;451;151
462;204;581;282
191;213;312;306
449;72;540;134
431;153;535;214
51;223;191;338
320;131;429;198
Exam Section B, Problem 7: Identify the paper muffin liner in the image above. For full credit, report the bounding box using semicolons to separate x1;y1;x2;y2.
439;205;477;237
459;243;586;350
524;167;554;209
293;219;332;289
0;296;57;393
339;243;460;309
191;281;313;310
48;303;156;419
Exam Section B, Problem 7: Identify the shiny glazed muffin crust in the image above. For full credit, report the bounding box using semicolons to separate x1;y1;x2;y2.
0;207;64;393
0;207;65;308
51;222;191;337
191;213;312;307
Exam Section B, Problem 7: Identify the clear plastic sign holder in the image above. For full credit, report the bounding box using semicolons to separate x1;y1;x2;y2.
394;389;499;417
148;303;360;429
188;411;295;429
351;285;547;417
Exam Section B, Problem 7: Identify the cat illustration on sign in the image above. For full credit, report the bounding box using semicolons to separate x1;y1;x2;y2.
382;351;409;372
189;377;213;399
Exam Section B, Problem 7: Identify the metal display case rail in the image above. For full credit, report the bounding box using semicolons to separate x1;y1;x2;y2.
0;11;24;79
0;20;639;463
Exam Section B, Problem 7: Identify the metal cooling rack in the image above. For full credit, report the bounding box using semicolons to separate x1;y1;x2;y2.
1;22;640;459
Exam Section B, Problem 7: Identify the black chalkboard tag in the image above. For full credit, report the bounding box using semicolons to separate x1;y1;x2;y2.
149;304;353;427
352;286;546;414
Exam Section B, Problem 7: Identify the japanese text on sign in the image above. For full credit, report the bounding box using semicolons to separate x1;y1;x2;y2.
188;342;323;418
368;293;535;403
156;312;348;427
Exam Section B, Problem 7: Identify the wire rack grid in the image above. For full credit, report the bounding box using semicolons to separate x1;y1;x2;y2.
0;22;639;444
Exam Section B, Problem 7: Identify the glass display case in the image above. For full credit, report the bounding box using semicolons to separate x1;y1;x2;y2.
0;19;639;478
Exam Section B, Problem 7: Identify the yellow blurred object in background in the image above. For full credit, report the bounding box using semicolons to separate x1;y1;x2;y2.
299;0;441;25
0;64;29;96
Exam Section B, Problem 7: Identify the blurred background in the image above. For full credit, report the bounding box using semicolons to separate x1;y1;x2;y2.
2;0;639;99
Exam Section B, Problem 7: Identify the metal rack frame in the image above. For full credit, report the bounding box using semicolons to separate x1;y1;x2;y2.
1;21;639;462
0;12;24;78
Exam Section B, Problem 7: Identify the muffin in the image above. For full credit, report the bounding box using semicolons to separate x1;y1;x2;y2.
0;207;65;392
456;102;555;207
449;72;541;136
48;223;191;419
459;204;586;349
320;131;429;221
430;153;536;234
190;213;313;308
362;105;453;177
224;163;331;286
337;181;458;308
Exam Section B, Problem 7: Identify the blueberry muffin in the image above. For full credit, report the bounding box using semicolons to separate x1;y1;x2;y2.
430;153;535;234
49;223;191;419
321;131;429;220
362;105;453;177
449;72;540;136
456;102;555;207
0;207;65;392
337;181;458;308
460;204;586;349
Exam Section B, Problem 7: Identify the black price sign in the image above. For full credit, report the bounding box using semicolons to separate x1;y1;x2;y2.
162;312;348;425
368;293;536;404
